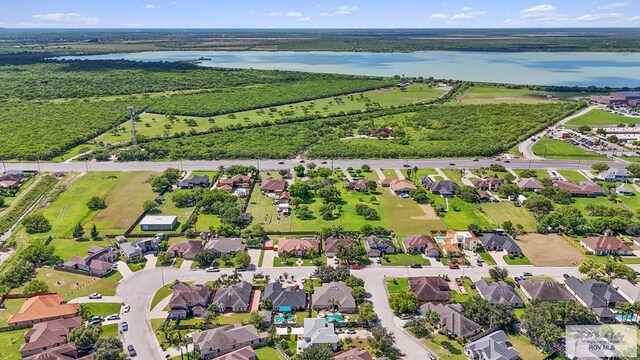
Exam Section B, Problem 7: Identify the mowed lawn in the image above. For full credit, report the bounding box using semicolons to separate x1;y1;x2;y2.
155;189;196;225
532;137;607;161
11;268;122;301
337;185;386;230
514;169;550;180
428;194;495;231
83;302;121;317
458;86;563;105
567;109;640;126
557;170;588;183
0;328;25;360
480;202;538;232
0;298;27;327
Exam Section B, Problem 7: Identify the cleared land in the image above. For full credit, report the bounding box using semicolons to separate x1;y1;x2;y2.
516;234;585;267
11;268;122;300
557;170;588;183
458;86;572;105
480;202;538;232
532;137;607;160
567;109;640;126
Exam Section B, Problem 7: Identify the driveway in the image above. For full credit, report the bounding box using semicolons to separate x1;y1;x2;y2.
180;259;193;271
260;249;278;269
491;250;510;267
247;249;262;267
434;168;449;180
144;254;157;269
116;261;134;278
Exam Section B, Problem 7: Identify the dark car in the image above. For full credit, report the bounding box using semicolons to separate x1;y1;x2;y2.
472;158;479;161
504;160;510;163
403;164;410;167
523;272;533;277
127;345;136;357
321;161;328;164
278;161;284;164
563;273;570;279
410;263;422;268
235;267;247;272
299;160;305;163
449;163;455;166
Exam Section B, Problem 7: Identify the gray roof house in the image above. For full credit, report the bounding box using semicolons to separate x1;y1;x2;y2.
428;180;459;198
600;168;630;182
519;280;575;302
421;303;482;341
178;175;210;189
212;281;253;313
564;276;627;322
204;237;246;257
475;280;524;307
61;246;117;277
168;283;212;320
324;237;358;258
192;324;267;359
311;281;357;313
464;330;519;360
612;279;640;303
263;282;307;311
364;236;395;257
298;318;339;352
517;178;543;191
119;237;160;261
478;233;522;257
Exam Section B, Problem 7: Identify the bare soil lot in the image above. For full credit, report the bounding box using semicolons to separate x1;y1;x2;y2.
516;234;585;267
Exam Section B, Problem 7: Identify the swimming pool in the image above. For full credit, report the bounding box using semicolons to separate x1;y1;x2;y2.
616;313;638;322
275;316;285;324
325;314;345;323
434;236;445;245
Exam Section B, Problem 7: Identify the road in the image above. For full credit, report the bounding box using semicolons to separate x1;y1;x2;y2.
113;264;596;360
518;105;599;159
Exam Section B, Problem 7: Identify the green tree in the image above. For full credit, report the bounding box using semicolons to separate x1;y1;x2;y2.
78;303;92;321
358;302;376;324
317;185;340;203
361;164;371;172
489;163;506;172
319;202;337;220
235;252;251;268
368;326;396;358
19;244;58;266
94;338;124;360
455;186;479;203
248;310;265;331
86;196;107;210
73;223;85;239
351;286;367;304
519;169;537;178
524;195;554;215
293;165;306;178
143;200;159;213
299;344;333;360
592;163;609;172
628;164;640;178
498;183;521;199
489;267;509;282
389;291;419;314
23;280;49;294
288;182;311;199
194;249;215;268
90;224;100;240
579;260;636;282
22;213;51;233
409;188;430;203
296;205;313;220
67;324;102;351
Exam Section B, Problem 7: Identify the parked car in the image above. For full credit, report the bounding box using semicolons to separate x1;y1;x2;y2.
449;264;459;269
350;264;362;270
235;266;247;272
127;345;136;357
376;257;381;264
472;158;479;161
278;161;284;164
400;313;414;320
346;328;356;334
523;272;533;277
563;273;570;279
476;261;483;267
87;319;102;325
449;163;455;166
334;328;344;334
106;314;120;321
121;322;128;332
89;316;104;323
403;164;410;167
88;292;102;299
333;256;339;264
122;304;131;313
410;263;422;269
400;321;409;328
205;267;220;272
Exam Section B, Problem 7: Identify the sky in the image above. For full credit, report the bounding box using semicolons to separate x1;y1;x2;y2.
1;0;639;28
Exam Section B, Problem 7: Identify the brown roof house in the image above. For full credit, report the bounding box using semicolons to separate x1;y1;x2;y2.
364;236;395;257
20;316;83;358
389;179;416;196
402;235;440;258
312;281;357;313
378;178;393;187
324;237;358;258
212;281;253;313
473;178;503;191
278;238;320;258
61;246;117;277
409;276;451;304
260;179;287;195
519;280;575;302
219;174;252;189
333;349;387;360
552;180;604;197
192;324;267;359
214;346;256;360
517;178;543;191
8;294;79;326
580;236;634;256
23;343;93;360
343;179;369;192
167;240;203;260
168;283;213;320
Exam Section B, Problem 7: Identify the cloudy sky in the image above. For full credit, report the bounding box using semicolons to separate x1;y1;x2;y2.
1;0;639;28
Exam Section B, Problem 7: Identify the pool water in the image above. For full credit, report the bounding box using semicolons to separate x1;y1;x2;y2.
275;316;285;324
616;313;638;322
325;314;345;323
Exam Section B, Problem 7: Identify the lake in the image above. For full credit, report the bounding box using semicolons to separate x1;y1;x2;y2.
58;51;640;87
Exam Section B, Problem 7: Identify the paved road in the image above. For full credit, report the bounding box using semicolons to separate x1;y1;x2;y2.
114;264;603;360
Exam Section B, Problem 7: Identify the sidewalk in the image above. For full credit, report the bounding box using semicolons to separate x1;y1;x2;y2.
435;168;450;180
116;261;134;278
394;169;406;180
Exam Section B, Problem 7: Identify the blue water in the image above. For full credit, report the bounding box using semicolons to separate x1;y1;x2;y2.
325;314;345;322
57;50;640;87
616;313;637;322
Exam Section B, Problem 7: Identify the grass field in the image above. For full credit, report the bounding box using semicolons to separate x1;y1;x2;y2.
0;298;26;327
476;248;496;265
423;333;466;359
151;284;174;310
382;254;430;267
246;174;291;232
337;185;386;230
480;202;538;232
386;278;409;293
429;195;496;231
504;255;533;265
509;334;547;360
11;268;122;300
100;323;119;339
532;137;607;160
381;169;399;180
84;302;121;317
0;328;25;360
458;86;568;105
255;347;285;360
514;169;550;180
155;189;197;225
290;197;342;232
557;170;588;183
567;109;640;126
405;168;438;180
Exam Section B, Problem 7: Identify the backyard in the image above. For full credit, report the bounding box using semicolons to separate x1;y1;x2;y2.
480;202;537;232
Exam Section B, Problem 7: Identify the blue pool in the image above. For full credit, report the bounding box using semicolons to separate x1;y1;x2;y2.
616;313;638;322
325;314;345;323
275;316;285;324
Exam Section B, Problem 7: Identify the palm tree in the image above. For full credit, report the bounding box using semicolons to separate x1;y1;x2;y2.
260;298;273;311
78;304;92;321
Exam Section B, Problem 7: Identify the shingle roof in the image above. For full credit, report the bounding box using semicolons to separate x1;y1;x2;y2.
213;281;253;309
261;179;287;192
23;343;93;360
464;330;519;360
519;280;574;302
169;283;212;309
324;237;358;255
8;294;79;325
478;234;522;254
312;282;356;310
402;234;439;253
517;178;542;190
168;240;203;258
389;179;416;191
263;282;307;309
475;280;523;306
333;348;378;360
213;346;256;360
421;303;481;339
581;236;632;252
193;324;261;352
205;237;246;254
21;317;82;353
408;276;451;303
428;180;459;195
565;276;627;309
302;318;339;347
612;279;640;302
278;238;319;254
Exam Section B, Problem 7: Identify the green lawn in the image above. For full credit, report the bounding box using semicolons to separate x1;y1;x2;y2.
51;237;113;263
475;248;497;266
386;278;409;293
557;170;588;183
567;109;640;126
85;302;121;317
0;328;26;360
380;169;399;180
617;189;640;213
503;255;533;265
430;195;496;230
423;333;466;360
246;175;291;232
195;213;221;232
154;189;197;226
440;169;465;186
480;202;538;232
127;261;146;272
273;255;326;267
255;347;285;360
100;323;119;339
337;184;386;230
258;250;265;267
508;334;547;360
214;313;252;325
514;169;550;180
151;284;174;310
0;298;27;327
403;168;438;181
532;137;607;161
381;253;430;267
459;86;566;105
11;268;122;301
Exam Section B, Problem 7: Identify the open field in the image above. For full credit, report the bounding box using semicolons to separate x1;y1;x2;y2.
10;268;122;300
428;194;495;231
516;233;585;267
532;137;608;160
0;328;24;360
557;170;588;183
84;302;122;317
480;202;538;232
458;86;572;105
514;169;550;180
618;189;640;213
566;109;640;126
246;177;291;233
155;189;197;225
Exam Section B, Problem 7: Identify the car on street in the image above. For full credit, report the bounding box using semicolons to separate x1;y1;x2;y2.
400;321;409;328
504;160;510;163
472;158;479;161
205;267;220;272
127;345;136;357
106;314;120;321
449;163;455;166
235;266;247;272
334;328;343;334
350;264;362;270
563;273;570;279
449;264;459;269
89;316;104;322
321;161;327;164
523;272;533;277
403;164;410;167
299;160;305;163
88;292;102;299
278;161;284;164
122;304;130;313
476;261;483;266
121;322;128;332
400;313;414;320
346;328;356;334
410;263;422;268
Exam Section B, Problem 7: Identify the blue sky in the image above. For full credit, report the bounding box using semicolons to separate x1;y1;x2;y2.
1;1;639;28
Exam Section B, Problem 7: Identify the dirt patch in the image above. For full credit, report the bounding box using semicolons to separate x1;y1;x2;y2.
517;233;585;267
411;204;440;220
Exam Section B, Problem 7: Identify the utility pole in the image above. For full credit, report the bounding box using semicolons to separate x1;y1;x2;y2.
0;159;5;172
128;106;138;146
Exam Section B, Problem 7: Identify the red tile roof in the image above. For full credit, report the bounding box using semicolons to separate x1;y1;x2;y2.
8;294;78;325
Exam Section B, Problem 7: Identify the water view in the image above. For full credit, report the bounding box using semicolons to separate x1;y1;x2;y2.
59;50;640;87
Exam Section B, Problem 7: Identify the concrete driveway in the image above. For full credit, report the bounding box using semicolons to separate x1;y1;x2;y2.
180;259;193;271
115;261;133;278
248;249;262;267
260;249;278;269
144;254;157;269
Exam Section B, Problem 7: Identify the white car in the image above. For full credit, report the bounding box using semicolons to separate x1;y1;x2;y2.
106;314;120;321
88;293;102;299
333;256;339;264
122;304;130;313
205;267;220;272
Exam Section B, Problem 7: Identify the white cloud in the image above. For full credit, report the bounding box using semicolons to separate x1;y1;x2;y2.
32;13;99;25
598;2;631;9
575;12;624;21
286;11;303;17
520;4;556;17
630;15;640;21
461;6;473;11
268;11;303;17
451;13;473;19
299;17;311;21
335;5;359;15
430;13;449;19
431;7;484;21
145;4;157;9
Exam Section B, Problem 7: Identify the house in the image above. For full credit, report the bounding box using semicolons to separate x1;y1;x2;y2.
324;237;358;258
120;236;160;261
344;179;368;192
552;180;604;197
333;348;385;360
436;230;479;251
275;191;291;205
464;330;519;360
168;283;212;320
516;178;543;191
402;234;440;257
364;235;395;257
262;282;307;312
420;303;482;341
260;179;286;194
298;318;339;352
1;170;23;182
379;178;393;187
420;176;433;188
213;346;256;360
616;186;634;196
312;281;357;313
212;281;253;313
409;276;451;304
478;233;522;257
441;239;463;258
600;169;630;183
389;179;416;196
580;236;634;256
204;237;246;257
278;238;320;257
428;180;460;198
473;178;503;191
475;280;524;307
61;246;117;277
179;175;210;189
0;179;18;188
139;215;178;231
612;279;640;303
192;324;267;359
564;276;627;322
20;317;82;358
519;280;575;302
167;240;203;260
23;343;92;360
220;174;252;189
7;294;79;326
